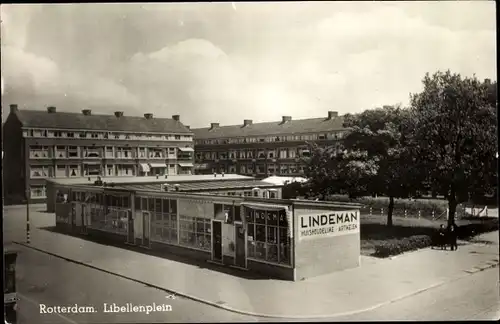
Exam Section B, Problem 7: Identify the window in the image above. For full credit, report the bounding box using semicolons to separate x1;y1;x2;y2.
288;149;296;159
83;147;101;158
148;198;178;244
279;149;287;159
30;185;47;198
79;132;87;138
247;150;254;159
89;194;129;235
91;133;99;139
179;215;211;251
67;132;75;138
55;165;66;177
55;146;66;158
149;148;163;159
84;164;101;176
229;166;236;173
69;165;80;177
258;151;265;159
175;135;181;140
53;131;63;137
106;165;114;176
105;147;114;158
117;165;134;176
240;165;247;174
116;147;132;159
246;208;290;265
138;148;146;158
318;134;326;140
30;166;50;178
29;145;50;158
267;150;276;159
68;146;79;158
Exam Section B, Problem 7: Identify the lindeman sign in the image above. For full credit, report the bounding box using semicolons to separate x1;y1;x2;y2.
298;211;360;240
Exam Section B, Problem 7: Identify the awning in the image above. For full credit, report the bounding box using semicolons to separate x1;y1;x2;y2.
140;163;150;172
240;202;289;211
149;163;167;168
178;162;194;168
179;147;194;152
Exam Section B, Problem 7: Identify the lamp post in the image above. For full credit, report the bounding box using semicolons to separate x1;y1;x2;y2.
25;187;30;244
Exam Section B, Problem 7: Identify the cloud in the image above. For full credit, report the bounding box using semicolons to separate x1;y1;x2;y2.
1;2;496;126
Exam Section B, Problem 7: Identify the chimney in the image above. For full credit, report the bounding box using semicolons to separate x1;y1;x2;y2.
221;171;225;177
214;172;217;178
485;78;491;85
328;111;338;119
114;111;124;118
82;109;92;116
281;116;292;123
144;113;153;119
172;115;180;121
243;119;253;127
210;123;220;129
47;106;57;114
185;125;190;130
9;104;18;114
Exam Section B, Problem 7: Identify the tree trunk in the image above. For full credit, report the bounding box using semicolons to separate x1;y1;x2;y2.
447;188;458;227
387;196;394;227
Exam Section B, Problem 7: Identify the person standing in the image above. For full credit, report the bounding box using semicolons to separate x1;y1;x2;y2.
438;224;447;250
448;222;459;251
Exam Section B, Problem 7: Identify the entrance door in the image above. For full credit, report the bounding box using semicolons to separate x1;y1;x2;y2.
234;222;247;268
127;210;135;245
81;204;88;234
71;203;77;229
212;220;223;262
142;212;150;248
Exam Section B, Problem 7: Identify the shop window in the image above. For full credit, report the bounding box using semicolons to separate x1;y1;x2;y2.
135;197;141;211
246;208;291;265
178;215;211;251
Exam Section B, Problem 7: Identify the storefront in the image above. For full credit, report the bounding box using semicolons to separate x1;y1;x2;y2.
54;184;362;281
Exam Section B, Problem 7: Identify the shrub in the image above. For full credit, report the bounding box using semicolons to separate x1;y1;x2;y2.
373;235;433;257
457;219;499;239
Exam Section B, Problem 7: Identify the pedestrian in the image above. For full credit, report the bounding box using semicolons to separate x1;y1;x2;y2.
448;222;459;251
438;224;447;250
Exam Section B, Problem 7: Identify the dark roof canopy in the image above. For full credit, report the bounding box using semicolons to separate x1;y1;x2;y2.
14;110;191;134
192;116;346;139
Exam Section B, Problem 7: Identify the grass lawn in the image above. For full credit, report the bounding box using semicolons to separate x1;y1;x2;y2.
359;214;498;256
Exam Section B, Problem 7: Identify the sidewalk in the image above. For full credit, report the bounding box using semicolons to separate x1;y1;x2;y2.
15;227;499;318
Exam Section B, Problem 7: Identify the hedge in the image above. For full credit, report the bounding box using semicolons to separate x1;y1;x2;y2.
373;235;432;257
372;219;499;258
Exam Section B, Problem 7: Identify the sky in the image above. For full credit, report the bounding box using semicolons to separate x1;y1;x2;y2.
0;2;496;128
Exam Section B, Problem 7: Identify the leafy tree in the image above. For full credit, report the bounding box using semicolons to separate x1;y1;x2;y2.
409;71;497;226
341;105;417;226
304;105;416;226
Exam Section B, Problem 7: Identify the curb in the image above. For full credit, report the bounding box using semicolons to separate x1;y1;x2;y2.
12;241;485;320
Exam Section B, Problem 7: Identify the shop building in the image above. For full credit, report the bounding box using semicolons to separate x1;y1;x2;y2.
2;104;194;204
45;174;283;213
52;182;362;281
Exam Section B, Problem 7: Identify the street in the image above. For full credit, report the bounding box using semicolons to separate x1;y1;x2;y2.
5;205;500;322
15;246;259;323
329;265;500;321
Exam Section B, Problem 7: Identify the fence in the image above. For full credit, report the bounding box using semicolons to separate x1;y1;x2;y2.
359;204;473;221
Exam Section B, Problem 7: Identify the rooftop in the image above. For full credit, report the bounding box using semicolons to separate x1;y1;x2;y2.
79;179;282;193
192;112;346;139
9;105;191;134
46;174;254;186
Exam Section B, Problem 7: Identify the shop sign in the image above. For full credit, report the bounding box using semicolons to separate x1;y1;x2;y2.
298;210;359;240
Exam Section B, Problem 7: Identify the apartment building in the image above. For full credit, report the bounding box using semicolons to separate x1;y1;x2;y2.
192;111;348;178
2;104;195;203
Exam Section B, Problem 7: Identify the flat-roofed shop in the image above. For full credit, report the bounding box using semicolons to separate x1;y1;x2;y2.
52;182;362;281
46;174;282;213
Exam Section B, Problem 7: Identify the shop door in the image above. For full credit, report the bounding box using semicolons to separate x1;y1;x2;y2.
142;212;150;248
81;204;88;234
71;203;77;229
234;222;246;268
127;210;135;245
212;220;223;262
